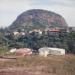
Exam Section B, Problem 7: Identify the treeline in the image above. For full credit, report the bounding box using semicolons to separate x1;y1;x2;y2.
0;28;75;54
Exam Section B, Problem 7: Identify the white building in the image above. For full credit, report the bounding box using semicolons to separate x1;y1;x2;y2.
9;48;17;53
13;31;19;36
29;29;42;34
20;32;25;36
39;47;65;57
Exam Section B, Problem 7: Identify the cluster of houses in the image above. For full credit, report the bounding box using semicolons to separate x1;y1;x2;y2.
12;27;68;37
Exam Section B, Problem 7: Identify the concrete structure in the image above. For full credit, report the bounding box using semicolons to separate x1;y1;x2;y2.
9;48;32;56
39;47;65;57
13;31;19;36
29;29;42;34
9;48;17;53
15;48;32;56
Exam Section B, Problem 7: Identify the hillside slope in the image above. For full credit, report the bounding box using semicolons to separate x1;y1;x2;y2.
8;9;68;31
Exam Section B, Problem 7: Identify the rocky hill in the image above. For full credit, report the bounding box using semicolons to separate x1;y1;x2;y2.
8;9;68;32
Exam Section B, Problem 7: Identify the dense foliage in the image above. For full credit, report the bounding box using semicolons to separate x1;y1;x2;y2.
0;28;75;54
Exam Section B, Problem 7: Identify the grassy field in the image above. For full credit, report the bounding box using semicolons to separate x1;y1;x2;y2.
0;54;75;75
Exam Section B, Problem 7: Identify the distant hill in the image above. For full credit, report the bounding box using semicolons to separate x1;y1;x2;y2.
8;9;68;32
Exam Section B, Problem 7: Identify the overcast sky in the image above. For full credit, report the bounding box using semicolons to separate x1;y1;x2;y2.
0;0;75;28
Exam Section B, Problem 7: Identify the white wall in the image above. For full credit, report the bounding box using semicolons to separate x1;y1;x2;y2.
39;47;65;57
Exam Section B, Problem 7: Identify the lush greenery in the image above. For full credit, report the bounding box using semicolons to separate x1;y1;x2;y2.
0;28;75;54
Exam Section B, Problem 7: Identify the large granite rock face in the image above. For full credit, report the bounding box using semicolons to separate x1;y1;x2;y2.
8;9;68;31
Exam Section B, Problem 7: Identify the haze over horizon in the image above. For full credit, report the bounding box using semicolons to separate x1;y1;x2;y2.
0;0;75;28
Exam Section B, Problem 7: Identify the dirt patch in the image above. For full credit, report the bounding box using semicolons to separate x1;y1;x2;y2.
0;58;11;61
0;55;75;75
0;67;53;75
0;56;17;62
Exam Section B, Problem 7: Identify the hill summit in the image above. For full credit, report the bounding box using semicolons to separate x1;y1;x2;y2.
8;9;68;31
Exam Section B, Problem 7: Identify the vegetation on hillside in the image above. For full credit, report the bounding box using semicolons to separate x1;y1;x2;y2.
0;27;75;54
0;9;75;54
8;9;68;32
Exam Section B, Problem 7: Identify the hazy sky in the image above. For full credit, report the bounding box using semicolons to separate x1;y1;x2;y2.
0;0;75;28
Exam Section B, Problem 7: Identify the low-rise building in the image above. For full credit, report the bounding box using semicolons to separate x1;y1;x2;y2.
39;47;65;57
9;48;32;56
13;31;19;36
15;48;32;56
9;48;17;53
29;29;42;35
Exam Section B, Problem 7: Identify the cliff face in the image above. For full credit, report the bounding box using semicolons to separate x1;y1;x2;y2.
8;9;68;31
